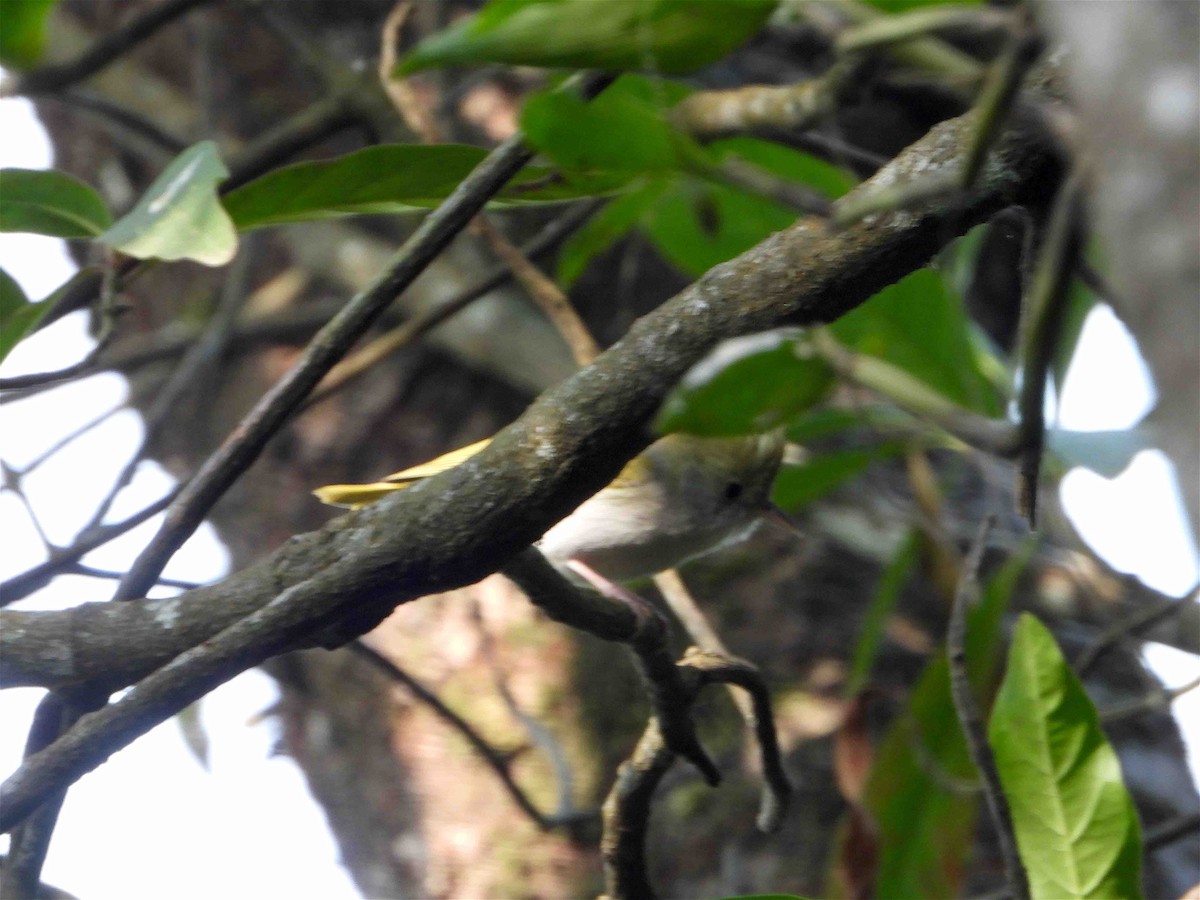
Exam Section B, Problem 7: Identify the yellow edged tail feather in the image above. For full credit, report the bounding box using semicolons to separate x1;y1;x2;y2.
313;438;492;509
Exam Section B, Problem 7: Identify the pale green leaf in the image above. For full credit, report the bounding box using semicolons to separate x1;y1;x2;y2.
98;141;236;266
989;614;1143;900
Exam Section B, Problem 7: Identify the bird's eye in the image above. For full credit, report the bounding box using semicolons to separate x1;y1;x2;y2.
724;481;744;500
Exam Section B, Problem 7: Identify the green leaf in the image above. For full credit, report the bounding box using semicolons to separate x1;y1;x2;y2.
0;267;53;363
846;529;920;696
395;0;777;76
645;176;797;276
831;268;1004;415
708;136;857;199
556;180;668;287
98;141;236;266
222;144;620;231
521;86;690;173
784;408;896;446
857;546;1025;899
0;168;113;238
0;0;59;68
772;446;888;512
989;615;1143;900
657;330;833;437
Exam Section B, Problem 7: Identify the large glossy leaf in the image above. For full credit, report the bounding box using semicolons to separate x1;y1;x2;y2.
98;141;236;266
395;0;776;76
0;168;112;238
222;144;621;231
989;615;1143;900
831;268;1004;415
657;330;833;437
0;0;59;68
852;547;1025;899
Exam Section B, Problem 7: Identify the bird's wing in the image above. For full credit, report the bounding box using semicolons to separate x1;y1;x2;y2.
313;437;492;508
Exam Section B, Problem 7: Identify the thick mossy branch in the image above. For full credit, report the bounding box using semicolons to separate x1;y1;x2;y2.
0;101;1062;695
0;101;1065;831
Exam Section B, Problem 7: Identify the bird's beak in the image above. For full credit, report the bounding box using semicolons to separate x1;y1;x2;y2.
763;503;802;537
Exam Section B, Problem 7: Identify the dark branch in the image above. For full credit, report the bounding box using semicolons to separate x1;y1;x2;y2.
948;516;1030;900
1013;166;1085;525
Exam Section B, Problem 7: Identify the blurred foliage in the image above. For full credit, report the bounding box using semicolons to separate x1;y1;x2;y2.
0;0;60;68
395;0;777;75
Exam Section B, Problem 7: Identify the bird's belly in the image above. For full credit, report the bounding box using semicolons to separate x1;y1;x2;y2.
540;512;751;582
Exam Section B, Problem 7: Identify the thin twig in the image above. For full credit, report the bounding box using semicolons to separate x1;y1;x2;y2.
0;488;180;606
601;719;674;900
1074;593;1195;677
0;0;220;98
709;157;833;217
810;329;1020;455
672;53;874;140
304;200;603;409
67;563;202;592
349;640;594;831
380;8;603;369
961;26;1043;189
0;462;56;553
81;242;254;539
112;72;616;602
471;218;602;367
52;89;187;158
1014;166;1087;525
947;515;1029;900
684;649;792;833
1144;811;1200;853
836;5;1016;54
1099;674;1200;724
16;398;129;473
0;342;116;392
652;570;755;723
504;550;720;785
470;603;581;822
0;695;69;899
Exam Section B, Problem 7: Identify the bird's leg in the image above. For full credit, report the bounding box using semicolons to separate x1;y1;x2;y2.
565;560;660;625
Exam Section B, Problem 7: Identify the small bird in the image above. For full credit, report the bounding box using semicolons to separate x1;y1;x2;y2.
314;431;787;582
